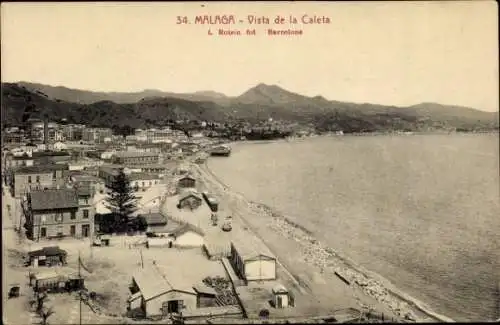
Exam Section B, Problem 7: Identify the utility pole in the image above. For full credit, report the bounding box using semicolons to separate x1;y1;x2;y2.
78;250;82;325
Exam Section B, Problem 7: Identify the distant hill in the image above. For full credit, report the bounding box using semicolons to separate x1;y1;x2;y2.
2;82;498;133
16;81;232;105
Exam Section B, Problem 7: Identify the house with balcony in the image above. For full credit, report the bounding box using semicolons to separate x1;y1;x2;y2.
22;187;95;241
10;164;69;198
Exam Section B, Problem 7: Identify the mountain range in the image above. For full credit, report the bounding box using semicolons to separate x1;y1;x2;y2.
2;81;498;133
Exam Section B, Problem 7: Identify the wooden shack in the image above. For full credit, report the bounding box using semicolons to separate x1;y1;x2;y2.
193;284;217;308
272;284;290;308
27;246;67;267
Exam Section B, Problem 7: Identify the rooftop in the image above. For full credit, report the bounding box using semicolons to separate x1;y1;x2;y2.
16;164;69;174
28;246;67;257
132;266;195;301
170;223;205;237
193;283;217;296
140;212;167;226
114;151;159;158
29;188;79;211
231;232;276;261
160;194;212;228
128;172;161;181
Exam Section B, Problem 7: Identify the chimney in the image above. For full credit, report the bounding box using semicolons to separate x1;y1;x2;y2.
43;118;49;145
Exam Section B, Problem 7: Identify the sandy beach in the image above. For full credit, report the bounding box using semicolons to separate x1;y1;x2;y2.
192;156;456;323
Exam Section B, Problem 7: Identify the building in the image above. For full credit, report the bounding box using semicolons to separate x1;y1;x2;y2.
272;284;291;308
177;190;203;210
229;239;277;282
112;152;159;165
70;174;106;195
22;188;95;241
169;223;205;247
177;175;196;189
27;246;68;267
129;267;197;318
82;128;113;144
11;164;69;198
129;173;163;193
192;284;217;308
140;212;168;233
62;124;85;141
51;141;68;151
98;165;121;188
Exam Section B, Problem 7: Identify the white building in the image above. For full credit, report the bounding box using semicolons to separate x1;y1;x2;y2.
129;267;197;317
170;223;205;248
229;238;277;282
52;141;68;151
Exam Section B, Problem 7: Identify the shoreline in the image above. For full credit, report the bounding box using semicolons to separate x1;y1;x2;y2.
197;159;456;323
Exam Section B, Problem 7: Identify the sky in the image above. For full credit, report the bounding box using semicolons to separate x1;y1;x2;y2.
1;1;498;112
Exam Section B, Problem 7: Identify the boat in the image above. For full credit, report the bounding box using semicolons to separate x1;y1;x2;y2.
210;145;231;157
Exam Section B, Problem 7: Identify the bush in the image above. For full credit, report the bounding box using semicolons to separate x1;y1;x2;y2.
259;309;270;318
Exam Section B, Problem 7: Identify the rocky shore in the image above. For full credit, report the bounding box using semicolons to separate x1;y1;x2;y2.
191;161;455;323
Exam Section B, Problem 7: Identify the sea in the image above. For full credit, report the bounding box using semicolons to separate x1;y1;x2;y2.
207;134;500;322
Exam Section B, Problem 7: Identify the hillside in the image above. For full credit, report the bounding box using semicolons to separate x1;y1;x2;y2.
2;82;498;133
16;82;232;105
1;83;231;129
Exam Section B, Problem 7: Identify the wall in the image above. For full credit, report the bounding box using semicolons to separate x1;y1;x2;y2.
197;295;216;308
145;290;197;318
244;259;276;281
15;172;53;197
174;231;204;247
31;206;94;240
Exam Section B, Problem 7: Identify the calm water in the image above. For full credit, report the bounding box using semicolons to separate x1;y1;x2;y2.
208;134;500;321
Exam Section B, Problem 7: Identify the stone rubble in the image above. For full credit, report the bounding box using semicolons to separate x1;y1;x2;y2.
268;215;418;322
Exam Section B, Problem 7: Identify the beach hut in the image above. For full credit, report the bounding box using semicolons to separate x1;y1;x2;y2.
229;239;276;282
272;284;290;308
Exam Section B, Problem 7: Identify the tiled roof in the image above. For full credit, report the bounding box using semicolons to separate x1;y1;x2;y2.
132;267;195;301
16;164;69;174
29;188;79;210
140;212;167;226
193;283;217;296
170;223;205;237
179;189;202;202
28;246;67;257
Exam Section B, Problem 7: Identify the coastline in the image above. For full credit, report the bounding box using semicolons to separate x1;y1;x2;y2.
195;158;456;323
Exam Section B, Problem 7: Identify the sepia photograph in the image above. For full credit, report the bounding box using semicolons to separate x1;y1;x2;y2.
1;1;499;324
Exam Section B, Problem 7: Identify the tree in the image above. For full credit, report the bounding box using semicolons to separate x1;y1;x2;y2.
39;306;55;325
105;169;138;231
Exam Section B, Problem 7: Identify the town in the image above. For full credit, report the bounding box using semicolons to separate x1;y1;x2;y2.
2;119;374;324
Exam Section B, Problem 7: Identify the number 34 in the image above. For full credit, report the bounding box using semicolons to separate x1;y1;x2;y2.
176;16;188;24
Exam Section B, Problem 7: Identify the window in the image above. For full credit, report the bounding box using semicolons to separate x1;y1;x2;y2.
83;210;89;219
70;211;76;220
28;176;32;183
84;198;89;204
70;225;76;236
82;224;90;237
55;213;63;223
36;176;40;183
53;171;57;180
40;227;47;238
